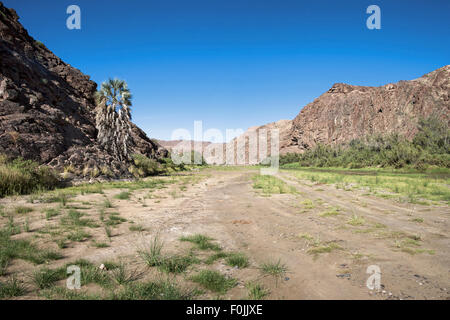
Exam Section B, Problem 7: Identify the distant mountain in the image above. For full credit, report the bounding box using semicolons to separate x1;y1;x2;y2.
0;2;167;177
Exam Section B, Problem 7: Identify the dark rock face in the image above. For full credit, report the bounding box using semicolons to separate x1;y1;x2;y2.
286;66;450;152
0;2;167;177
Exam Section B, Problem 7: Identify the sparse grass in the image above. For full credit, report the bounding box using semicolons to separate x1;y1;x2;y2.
259;259;288;283
55;239;68;249
92;241;109;248
347;214;366;226
0;276;27;298
179;234;221;251
114;191;131;200
110;262;143;285
104;225;112;240
297;232;315;241
44;192;70;206
14;206;33;214
392;234;430;255
77;262;111;288
112;279;198;300
39;286;101;300
319;207;341;217
67;229;91;242
129;224;146;232
411;217;424;223
105;213;127;226
61;209;98;228
23;218;30;232
44;208;60;220
300;199;315;209
205;252;229;265
31;267;65;289
102;261;120;270
287;167;450;204
103;198;113;208
225;252;249;269
246;282;270;300
191;270;236;294
0;256;9;276
138;235;164;267
0;229;62;268
158;255;198;274
138;235;198;273
252;174;297;195
307;242;342;257
5;216;20;235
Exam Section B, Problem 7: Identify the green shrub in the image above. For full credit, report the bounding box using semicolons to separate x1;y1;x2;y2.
0;155;59;198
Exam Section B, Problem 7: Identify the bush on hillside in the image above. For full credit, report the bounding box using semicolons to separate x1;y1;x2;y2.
280;116;450;170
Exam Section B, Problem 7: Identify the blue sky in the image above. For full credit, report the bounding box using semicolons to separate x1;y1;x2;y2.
3;0;449;141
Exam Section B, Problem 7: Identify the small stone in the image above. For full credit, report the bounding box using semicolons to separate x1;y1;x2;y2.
99;264;106;270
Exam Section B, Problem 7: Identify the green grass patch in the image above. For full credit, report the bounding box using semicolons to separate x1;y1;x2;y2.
14;206;33;214
129;224;146;232
0;155;59;198
0;276;26;298
286;167;450;204
307;242;342;257
259;259;288;282
114;191;131;200
112;279;198;300
179;234;221;251
190;270;236;294
44;208;60;220
0;229;62;268
319;207;341;217
347;214;366;226
225;252;249;269
252;175;296;195
246;282;270;300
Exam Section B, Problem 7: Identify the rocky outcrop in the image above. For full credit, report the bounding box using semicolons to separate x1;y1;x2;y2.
286;66;450;152
0;2;167;178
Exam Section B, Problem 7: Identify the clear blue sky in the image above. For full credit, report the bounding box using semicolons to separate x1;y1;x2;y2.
3;0;449;141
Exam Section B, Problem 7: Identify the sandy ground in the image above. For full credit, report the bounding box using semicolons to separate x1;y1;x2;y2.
1;168;449;300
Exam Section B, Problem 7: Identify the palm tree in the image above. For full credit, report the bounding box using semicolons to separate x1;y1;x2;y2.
95;78;134;161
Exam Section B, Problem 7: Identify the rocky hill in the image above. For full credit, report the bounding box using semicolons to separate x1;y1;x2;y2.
205;65;449;164
286;65;450;153
0;2;167;178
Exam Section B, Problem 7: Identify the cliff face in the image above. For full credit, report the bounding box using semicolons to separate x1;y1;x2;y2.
286;66;450;152
0;2;167;177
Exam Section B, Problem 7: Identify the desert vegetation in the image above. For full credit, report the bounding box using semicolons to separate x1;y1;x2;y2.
0;155;59;198
95;79;134;162
281;116;449;170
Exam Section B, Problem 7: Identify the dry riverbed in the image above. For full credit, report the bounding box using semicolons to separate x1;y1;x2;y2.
0;167;449;300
